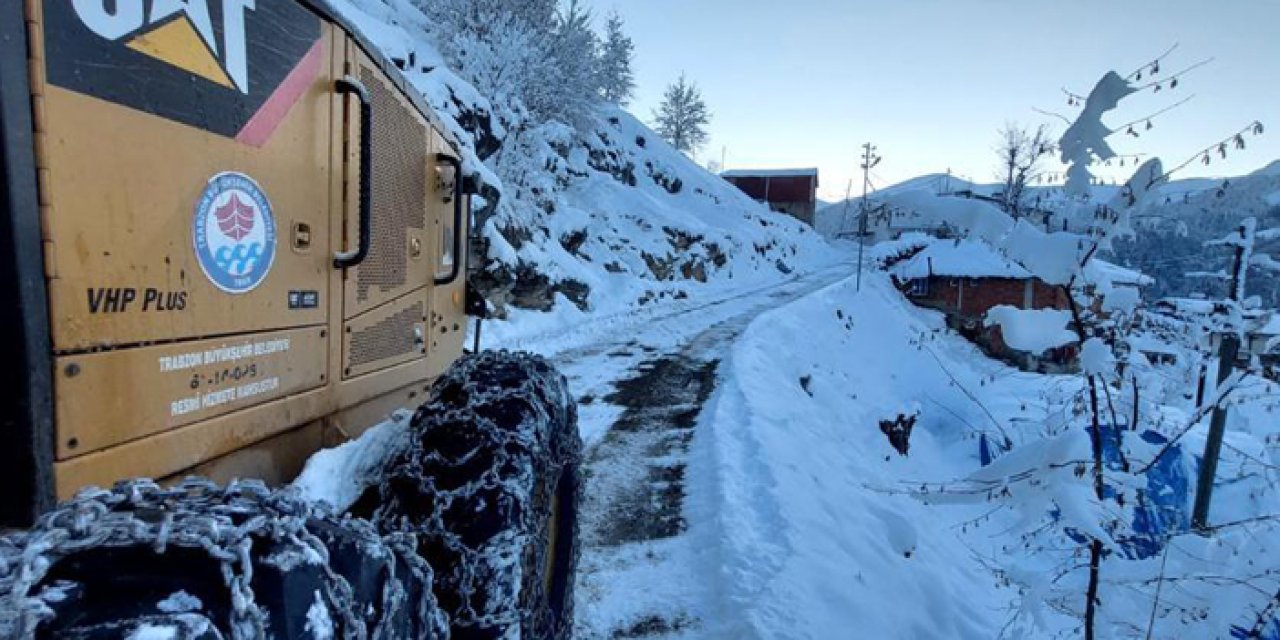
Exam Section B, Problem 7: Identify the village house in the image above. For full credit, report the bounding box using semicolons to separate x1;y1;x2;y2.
890;239;1077;372
721;168;819;226
1152;296;1280;379
1251;314;1280;381
887;240;1149;373
1130;335;1181;367
840;202;955;242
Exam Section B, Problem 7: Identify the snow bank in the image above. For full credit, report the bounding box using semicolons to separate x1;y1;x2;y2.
292;410;411;511
984;306;1077;354
687;269;1079;638
689;260;1280;638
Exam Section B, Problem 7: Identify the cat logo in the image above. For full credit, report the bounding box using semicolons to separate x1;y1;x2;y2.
47;0;321;140
71;0;256;94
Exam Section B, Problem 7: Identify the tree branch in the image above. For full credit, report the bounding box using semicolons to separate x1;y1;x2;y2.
1131;57;1213;90
1104;95;1196;139
1133;370;1248;474
1159;121;1266;181
1034;106;1074;126
1125;43;1180;81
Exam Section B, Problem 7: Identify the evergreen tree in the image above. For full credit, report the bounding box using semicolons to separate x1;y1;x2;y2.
538;0;599;123
597;11;635;105
653;74;710;155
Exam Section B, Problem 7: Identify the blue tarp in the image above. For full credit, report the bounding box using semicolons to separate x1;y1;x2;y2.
1051;426;1190;560
1019;426;1272;635
1232;618;1280;640
1115;428;1190;559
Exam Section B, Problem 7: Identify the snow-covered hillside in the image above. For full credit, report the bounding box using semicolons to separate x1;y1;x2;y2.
686;263;1280;638
818;166;1280;304
327;0;842;343
474;106;843;342
691;268;1041;638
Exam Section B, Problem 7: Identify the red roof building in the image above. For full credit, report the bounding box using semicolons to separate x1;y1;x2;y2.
721;168;818;226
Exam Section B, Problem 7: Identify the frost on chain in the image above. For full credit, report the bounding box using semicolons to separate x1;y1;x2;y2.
0;478;447;639
371;350;581;638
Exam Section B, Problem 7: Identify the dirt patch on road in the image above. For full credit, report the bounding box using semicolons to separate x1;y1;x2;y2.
584;354;719;546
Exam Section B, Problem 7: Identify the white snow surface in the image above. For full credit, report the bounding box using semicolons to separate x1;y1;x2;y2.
126;625;177;640
892;238;1031;279
155;590;202;614
475;106;844;347
817;176;1159;312
687;270;1037;638
984;306;1077;354
292;245;1280;639
293;409;411;512
1080;337;1115;377
683;267;1280;638
305;590;335;640
720;168;819;178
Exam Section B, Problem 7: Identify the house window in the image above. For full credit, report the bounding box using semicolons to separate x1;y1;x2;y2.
908;278;929;297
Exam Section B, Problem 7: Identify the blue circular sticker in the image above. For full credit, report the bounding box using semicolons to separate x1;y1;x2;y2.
192;172;277;294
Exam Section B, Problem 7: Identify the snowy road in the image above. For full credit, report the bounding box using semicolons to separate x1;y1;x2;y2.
492;264;857;638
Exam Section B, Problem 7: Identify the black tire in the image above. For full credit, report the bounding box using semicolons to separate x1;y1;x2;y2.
0;478;448;640
370;350;582;639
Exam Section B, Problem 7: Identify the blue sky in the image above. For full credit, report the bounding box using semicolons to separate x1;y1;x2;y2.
595;0;1280;201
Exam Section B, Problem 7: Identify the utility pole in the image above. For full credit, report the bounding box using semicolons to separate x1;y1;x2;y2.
1192;225;1248;533
856;142;881;292
838;179;853;238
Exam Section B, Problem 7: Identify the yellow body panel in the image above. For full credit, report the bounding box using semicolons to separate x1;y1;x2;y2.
40;70;333;350
24;0;471;499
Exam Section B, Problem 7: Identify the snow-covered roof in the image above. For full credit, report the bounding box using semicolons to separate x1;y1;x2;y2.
1085;260;1153;287
1129;335;1179;355
892;240;1031;280
721;168;818;179
1154;297;1220;316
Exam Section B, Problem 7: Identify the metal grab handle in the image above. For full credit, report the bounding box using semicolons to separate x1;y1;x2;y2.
334;76;372;269
434;152;465;286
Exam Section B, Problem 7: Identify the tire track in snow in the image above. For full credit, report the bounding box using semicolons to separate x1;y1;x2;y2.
565;267;851;639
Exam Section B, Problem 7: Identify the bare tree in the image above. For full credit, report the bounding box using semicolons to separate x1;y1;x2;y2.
994;122;1053;219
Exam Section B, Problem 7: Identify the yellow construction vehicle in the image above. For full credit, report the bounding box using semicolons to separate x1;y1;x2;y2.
0;1;579;637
